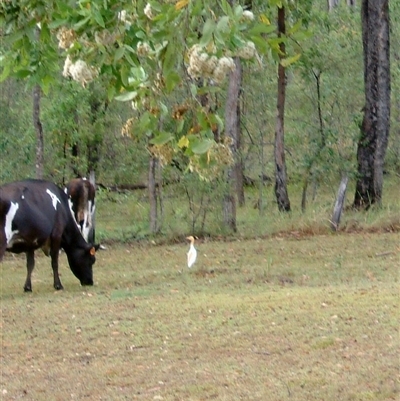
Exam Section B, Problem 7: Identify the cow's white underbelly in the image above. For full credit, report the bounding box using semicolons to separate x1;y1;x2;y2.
5;202;19;247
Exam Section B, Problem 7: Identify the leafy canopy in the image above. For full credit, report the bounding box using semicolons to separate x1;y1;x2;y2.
0;0;309;174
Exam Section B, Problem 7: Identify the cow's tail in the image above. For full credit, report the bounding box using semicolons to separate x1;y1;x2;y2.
0;199;10;261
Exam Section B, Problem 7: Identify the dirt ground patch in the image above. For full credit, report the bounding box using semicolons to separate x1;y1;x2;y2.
1;232;399;400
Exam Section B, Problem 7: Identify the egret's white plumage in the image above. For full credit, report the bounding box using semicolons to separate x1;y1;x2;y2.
186;236;197;268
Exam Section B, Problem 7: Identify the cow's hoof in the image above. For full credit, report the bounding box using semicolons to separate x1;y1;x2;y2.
54;285;64;290
24;287;32;292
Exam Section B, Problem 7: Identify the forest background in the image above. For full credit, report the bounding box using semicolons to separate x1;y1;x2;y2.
0;0;399;242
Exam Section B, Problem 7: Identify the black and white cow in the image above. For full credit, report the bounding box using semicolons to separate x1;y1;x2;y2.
65;178;96;243
0;179;98;292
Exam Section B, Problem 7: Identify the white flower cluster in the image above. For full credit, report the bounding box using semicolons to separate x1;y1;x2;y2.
144;3;154;20
242;10;255;22
57;27;76;50
137;41;151;57
236;41;256;60
63;56;99;87
187;45;235;84
118;10;127;23
94;29;116;46
118;9;133;27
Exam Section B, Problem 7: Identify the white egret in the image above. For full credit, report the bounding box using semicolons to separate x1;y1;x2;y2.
186;236;197;268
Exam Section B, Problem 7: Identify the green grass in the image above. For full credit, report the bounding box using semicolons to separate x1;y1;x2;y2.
1;231;399;400
94;175;400;243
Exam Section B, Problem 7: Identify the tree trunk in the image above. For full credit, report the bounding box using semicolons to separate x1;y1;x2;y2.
274;6;291;212
148;156;158;233
223;56;243;232
71;109;80;177
87;96;107;176
230;57;245;207
33;84;44;179
301;70;325;212
148;155;163;233
354;0;390;209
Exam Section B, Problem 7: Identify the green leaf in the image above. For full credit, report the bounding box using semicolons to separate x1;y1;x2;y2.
164;70;180;93
189;83;198;97
199;19;216;46
191;138;214;154
114;45;125;63
115;90;138;101
291;30;313;42
107;85;116;101
287;20;302;35
280;53;301;67
162;43;175;76
74;16;91;30
3;30;24;46
120;65;130;87
215;114;224;132
93;9;105;28
177;119;185;134
41;75;54;95
40;23;51;42
251;36;269;54
14;69;32;79
219;0;233;17
125;52;138;67
234;5;243;18
249;23;276;36
216;16;230;33
149;131;174;145
213;29;226;46
0;64;11;82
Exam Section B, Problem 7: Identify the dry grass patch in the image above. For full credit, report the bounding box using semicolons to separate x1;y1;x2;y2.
1;232;399;400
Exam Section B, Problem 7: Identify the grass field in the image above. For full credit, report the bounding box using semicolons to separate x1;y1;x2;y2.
1;230;398;400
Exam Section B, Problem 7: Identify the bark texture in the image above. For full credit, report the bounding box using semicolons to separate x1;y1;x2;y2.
148;156;158;233
354;0;390;208
274;6;291;212
223;57;243;232
33;84;44;179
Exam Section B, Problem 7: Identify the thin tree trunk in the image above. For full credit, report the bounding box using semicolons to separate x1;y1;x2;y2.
274;6;291;212
223;56;243;232
71;109;80;177
33;84;44;179
232;58;245;207
87;96;107;176
301;70;325;212
354;0;390;209
148;156;159;233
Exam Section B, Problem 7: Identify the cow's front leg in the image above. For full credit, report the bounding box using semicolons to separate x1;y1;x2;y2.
23;250;35;292
50;249;64;290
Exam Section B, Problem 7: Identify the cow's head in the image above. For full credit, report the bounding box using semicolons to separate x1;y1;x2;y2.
66;243;100;286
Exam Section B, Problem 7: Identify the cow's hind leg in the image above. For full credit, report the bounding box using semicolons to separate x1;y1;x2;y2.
23;250;35;292
0;229;6;262
50;248;63;290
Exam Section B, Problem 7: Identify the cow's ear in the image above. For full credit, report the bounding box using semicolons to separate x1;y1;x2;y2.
89;247;96;256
